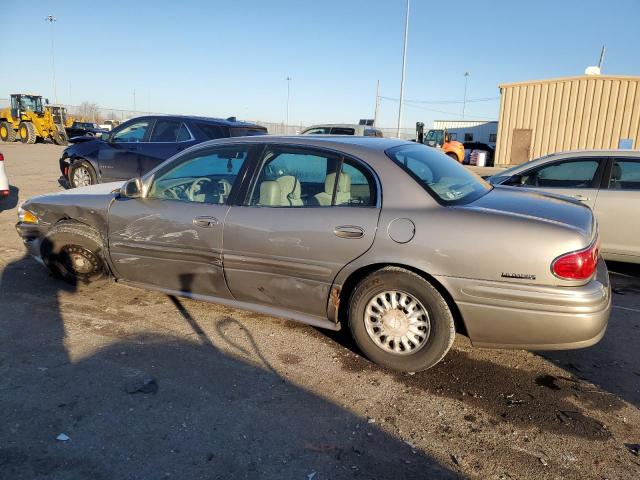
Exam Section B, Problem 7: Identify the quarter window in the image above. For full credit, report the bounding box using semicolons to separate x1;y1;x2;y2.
112;121;150;143
609;159;640;190
148;145;249;204
195;123;228;140
330;127;355;135
520;160;600;188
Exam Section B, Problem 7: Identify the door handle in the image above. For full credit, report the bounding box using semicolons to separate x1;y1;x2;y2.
571;194;590;202
334;225;364;239
193;216;219;228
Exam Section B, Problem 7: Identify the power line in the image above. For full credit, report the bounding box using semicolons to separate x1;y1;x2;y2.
380;95;499;105
381;97;496;119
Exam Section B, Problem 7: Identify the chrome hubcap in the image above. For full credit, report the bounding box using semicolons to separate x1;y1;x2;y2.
364;290;430;355
73;167;91;187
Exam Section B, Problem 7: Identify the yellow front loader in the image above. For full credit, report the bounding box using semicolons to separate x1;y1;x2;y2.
0;93;68;145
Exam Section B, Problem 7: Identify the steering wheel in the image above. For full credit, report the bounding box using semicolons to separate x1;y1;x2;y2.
188;177;212;201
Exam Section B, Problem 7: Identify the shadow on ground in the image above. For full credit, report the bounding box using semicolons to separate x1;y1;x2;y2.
538;261;640;408
0;185;19;212
0;256;457;480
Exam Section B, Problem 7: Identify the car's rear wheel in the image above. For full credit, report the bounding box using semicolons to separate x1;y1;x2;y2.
348;267;455;372
68;160;97;188
41;221;107;284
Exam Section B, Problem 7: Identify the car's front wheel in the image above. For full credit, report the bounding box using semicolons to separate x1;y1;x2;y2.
41;221;108;284
68;160;97;188
348;267;455;372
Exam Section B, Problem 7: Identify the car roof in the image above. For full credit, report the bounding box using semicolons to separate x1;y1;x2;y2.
185;134;409;156
124;114;265;129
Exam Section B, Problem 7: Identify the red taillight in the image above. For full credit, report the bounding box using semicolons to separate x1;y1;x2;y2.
64;166;69;176
552;242;599;280
0;190;8;198
0;152;4;162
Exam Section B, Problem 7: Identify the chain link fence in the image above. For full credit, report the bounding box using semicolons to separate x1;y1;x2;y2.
0;98;415;139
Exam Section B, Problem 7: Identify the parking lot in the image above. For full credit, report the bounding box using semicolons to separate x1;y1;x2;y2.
1;143;639;479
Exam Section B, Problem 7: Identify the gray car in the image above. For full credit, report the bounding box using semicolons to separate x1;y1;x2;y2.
488;150;640;264
16;136;611;371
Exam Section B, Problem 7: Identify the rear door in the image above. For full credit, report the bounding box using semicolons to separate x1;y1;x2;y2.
222;143;381;318
503;157;606;209
137;119;198;176
98;119;154;181
592;157;640;260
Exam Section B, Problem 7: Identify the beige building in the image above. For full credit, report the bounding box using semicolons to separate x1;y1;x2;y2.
494;75;640;165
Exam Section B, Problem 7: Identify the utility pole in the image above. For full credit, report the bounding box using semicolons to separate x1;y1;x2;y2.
45;15;57;105
374;80;380;127
396;0;410;138
598;45;606;72
462;71;470;119
285;76;292;129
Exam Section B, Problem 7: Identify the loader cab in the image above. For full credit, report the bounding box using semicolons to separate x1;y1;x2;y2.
11;94;45;118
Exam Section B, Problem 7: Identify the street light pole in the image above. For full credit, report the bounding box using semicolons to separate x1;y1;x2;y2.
45;15;57;105
396;0;410;138
374;80;380;127
285;76;292;130
462;72;470;120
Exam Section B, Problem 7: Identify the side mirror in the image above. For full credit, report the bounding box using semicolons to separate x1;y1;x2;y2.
45;98;50;105
120;178;142;198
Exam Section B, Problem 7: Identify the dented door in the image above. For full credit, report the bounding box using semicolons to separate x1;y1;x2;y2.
107;198;232;298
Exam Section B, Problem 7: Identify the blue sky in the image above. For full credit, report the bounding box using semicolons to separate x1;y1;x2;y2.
1;0;639;129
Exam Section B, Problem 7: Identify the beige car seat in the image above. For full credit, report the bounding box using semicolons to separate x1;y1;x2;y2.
259;181;281;206
275;175;303;206
314;172;351;206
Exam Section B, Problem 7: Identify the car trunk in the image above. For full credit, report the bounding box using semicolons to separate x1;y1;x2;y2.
468;186;596;244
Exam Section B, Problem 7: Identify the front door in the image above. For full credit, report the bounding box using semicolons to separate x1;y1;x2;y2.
98;119;154;182
107;143;252;298
223;144;381;317
510;129;532;164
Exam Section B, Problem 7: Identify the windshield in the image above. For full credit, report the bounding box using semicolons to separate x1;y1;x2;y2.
424;130;444;146
386;144;492;205
17;96;43;113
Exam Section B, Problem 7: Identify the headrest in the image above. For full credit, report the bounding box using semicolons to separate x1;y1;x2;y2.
276;175;301;200
259;181;281;206
325;172;351;194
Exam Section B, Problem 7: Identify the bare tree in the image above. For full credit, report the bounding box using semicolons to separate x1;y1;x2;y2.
77;101;99;122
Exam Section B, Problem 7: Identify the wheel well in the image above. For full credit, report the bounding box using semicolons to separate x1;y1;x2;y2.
337;263;468;337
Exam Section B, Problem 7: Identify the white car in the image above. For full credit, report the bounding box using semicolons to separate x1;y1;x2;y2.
0;151;9;200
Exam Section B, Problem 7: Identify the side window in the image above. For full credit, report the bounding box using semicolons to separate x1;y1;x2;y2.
330;127;355;135
464;133;473;142
149;120;191;142
249;147;341;207
302;127;332;135
609;159;640;190
148;145;249;204
195;123;228;140
337;160;376;207
520;160;600;188
112;121;151;143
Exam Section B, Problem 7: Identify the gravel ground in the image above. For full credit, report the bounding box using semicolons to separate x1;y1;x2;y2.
0;143;639;480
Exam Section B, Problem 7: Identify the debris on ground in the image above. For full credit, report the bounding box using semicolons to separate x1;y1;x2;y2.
625;444;640;456
450;454;461;466
56;433;70;442
307;471;316;480
125;377;159;395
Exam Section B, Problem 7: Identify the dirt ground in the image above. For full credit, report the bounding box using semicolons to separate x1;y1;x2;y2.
1;143;639;480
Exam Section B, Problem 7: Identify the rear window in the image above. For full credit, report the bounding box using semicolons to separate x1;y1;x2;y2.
229;127;267;137
386;144;492;205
